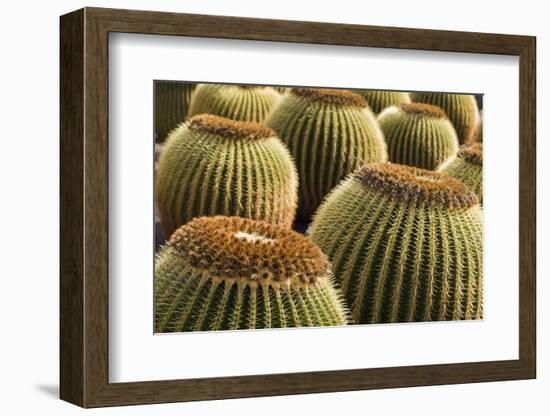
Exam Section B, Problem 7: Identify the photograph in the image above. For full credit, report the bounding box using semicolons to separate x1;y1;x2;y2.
153;82;484;333
53;5;538;409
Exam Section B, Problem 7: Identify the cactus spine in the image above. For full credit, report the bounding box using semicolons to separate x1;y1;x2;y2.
187;84;280;122
156;114;298;235
356;90;411;114
309;163;483;324
378;103;459;170
410;92;480;145
154;82;196;142
440;143;483;203
155;216;349;332
266;88;387;220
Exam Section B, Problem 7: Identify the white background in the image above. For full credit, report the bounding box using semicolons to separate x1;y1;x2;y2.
109;34;519;382
0;0;547;414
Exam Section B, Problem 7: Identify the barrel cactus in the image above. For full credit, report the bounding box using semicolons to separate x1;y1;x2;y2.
154;81;196;142
378;103;459;170
156;114;298;235
155;216;349;332
410;92;480;145
309;163;483;324
440;143;483;203
266;88;387;220
356;90;411;114
474;117;483;143
187;84;280;122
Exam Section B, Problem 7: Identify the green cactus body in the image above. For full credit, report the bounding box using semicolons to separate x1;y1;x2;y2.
410;92;480;145
356;90;411;114
440;143;483;203
155;216;349;332
378;103;459;170
187;84;280;122
154;82;196;143
474;118;483;143
266;88;387;220
156;114;298;235
309;163;483;324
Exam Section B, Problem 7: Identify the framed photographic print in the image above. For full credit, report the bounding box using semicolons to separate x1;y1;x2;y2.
60;7;536;408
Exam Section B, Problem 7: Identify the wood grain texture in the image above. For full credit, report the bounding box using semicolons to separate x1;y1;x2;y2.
59;7;537;408
59;9;84;406
518;38;537;376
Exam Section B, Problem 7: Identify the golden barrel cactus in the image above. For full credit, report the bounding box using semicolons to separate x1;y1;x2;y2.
266;88;387;220
410;92;480;145
378;103;459;170
440;143;483;203
474;118;483;143
154;81;196;142
187;84;280;122
155;216;349;332
309;163;483;324
156;114;298;235
356;90;411;114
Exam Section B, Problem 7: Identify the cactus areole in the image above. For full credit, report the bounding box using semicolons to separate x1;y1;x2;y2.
355;162;478;209
309;163;483;324
410;92;480;145
456;142;483;166
187;113;275;140
266;88;387;220
155;216;349;332
156;114;298;234
169;216;329;285
187;83;280;122
440;143;483;203
378;103;459;170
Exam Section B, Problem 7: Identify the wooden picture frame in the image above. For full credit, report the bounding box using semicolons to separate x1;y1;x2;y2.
60;7;536;408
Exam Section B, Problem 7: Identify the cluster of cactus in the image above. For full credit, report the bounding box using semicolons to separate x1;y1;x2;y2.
440;143;483;203
156;114;298;235
410;92;480;145
188;84;281;122
378;103;459;170
154;82;484;332
309;163;483;324
155;216;348;332
266;88;387;220
356;90;411;114
154;81;196;142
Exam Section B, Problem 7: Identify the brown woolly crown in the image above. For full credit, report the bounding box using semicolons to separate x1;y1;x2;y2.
355;163;478;209
400;103;447;118
291;88;368;107
169;216;330;285
188;114;275;140
458;143;483;165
